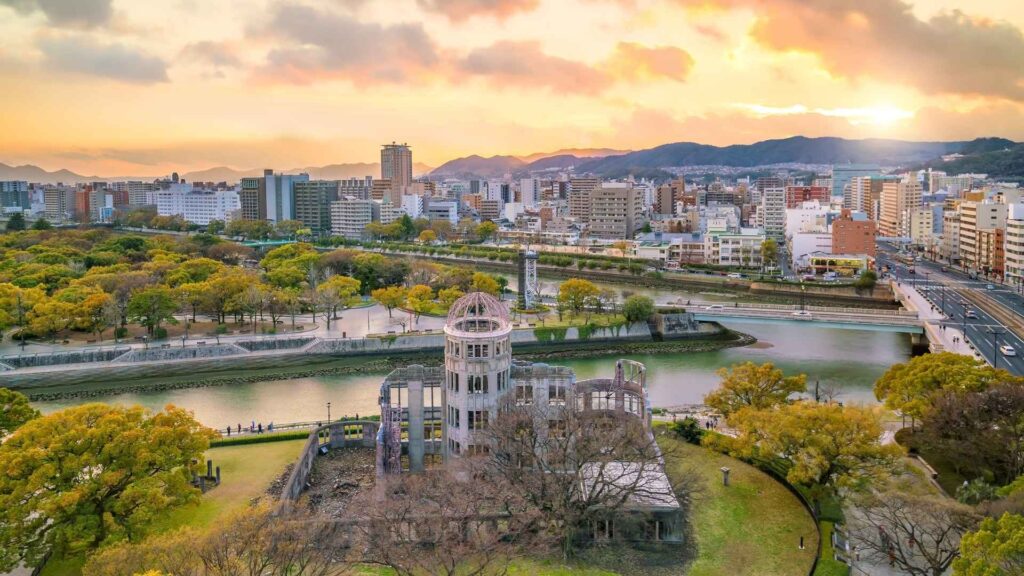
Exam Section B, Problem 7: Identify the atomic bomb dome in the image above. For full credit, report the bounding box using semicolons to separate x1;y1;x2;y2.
444;292;511;337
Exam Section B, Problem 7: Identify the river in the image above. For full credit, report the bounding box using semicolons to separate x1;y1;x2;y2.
32;320;911;427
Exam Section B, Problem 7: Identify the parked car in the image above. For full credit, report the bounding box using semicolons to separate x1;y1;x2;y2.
1001;344;1017;357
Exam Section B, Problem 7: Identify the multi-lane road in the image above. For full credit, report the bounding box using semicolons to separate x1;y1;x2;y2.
876;243;1024;375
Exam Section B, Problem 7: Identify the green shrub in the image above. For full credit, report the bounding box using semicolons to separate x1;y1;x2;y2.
210;429;311;447
215;324;228;334
670;417;705;444
153;327;168;340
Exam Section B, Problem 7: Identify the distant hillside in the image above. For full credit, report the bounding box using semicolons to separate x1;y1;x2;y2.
921;142;1024;179
517;148;628;163
430;155;526;178
576;136;1018;176
0;163;128;184
185;162;433;183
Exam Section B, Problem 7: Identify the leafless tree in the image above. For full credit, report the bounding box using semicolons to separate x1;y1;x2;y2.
481;395;678;559
847;489;980;576
83;506;351;576
347;461;541;576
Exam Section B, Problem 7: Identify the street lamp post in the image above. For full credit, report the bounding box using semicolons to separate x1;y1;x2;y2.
989;328;1005;370
326;401;331;423
800;282;806;312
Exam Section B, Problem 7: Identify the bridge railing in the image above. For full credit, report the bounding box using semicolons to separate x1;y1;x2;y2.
693;308;922;324
661;301;915;317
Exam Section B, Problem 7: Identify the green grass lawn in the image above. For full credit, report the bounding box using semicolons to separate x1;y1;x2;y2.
659;435;818;576
154;438;307;531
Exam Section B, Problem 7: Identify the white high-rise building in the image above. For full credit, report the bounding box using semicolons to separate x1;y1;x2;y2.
520;178;540;207
154;187;241;225
759;185;786;241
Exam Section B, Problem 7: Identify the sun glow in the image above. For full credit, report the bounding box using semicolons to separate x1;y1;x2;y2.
734;103;915;126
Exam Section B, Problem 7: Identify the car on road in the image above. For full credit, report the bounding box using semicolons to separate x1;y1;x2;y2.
987;284;996;290
941;267;948;272
705;304;724;310
1001;344;1017;357
727;273;743;279
966;310;979;319
791;310;812;318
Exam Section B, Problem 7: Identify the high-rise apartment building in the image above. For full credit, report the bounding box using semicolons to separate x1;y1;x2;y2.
568;177;600;223
339;177;373;200
0;181;30;210
756;177;786;242
520;178;540;207
1005;204;1024;289
294;180;340;234
239;174;267;221
959;200;1007;273
654;184;675;215
330;198;373;240
878;179;922;238
265;172;310;223
155;188;241;225
588;183;646;240
43;187;76;222
381;142;413;204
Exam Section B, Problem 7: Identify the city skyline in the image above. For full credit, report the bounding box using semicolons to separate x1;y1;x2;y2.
1;0;1023;176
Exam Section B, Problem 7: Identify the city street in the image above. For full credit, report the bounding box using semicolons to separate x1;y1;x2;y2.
876;243;1024;375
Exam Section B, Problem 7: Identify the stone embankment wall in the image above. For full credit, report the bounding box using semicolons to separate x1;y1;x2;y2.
3;315;715;391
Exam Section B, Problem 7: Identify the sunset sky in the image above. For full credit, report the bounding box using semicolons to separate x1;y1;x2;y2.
1;0;1023;176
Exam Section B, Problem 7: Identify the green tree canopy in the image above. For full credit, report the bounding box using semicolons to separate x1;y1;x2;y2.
874;352;1010;423
5;213;25;232
557;278;599;314
954;512;1024;576
0;404;213;571
372;285;409;318
0;387;38;437
724;401;902;494
704;361;807;416
128;286;178;336
622;294;654;322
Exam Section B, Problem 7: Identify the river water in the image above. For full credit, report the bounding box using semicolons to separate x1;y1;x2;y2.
32;320;910;427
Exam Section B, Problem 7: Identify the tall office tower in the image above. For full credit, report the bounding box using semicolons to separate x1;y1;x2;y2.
0;181;30;209
294;180;341;234
381;142;413;204
589;182;646;240
756;177;786;242
240;172;268;221
264;171;310;223
43;187;76;222
832;164;880;201
878;179;922;238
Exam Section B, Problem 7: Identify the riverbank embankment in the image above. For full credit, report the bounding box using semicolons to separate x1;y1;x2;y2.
10;315;755;401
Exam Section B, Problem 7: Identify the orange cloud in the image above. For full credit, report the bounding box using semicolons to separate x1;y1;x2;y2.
251;3;439;85
673;0;1024;101
603;42;694;82
416;0;540;21
456;40;607;92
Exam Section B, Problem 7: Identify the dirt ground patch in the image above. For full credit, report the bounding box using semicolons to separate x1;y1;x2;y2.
298;446;376;516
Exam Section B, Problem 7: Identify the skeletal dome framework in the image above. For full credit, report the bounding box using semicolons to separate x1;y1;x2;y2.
445;292;511;336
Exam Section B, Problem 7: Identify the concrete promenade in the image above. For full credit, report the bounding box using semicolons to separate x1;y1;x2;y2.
890;280;982;360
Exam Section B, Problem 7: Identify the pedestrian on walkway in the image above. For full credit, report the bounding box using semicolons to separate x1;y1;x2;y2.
257;423;263;434
226;426;231;436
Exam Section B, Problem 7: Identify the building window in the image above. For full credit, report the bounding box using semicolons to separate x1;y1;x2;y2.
625;393;642;415
516;385;534;405
548;386;566;406
592;390;614;411
469;410;489;430
469;374;488;394
448;406;460;428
